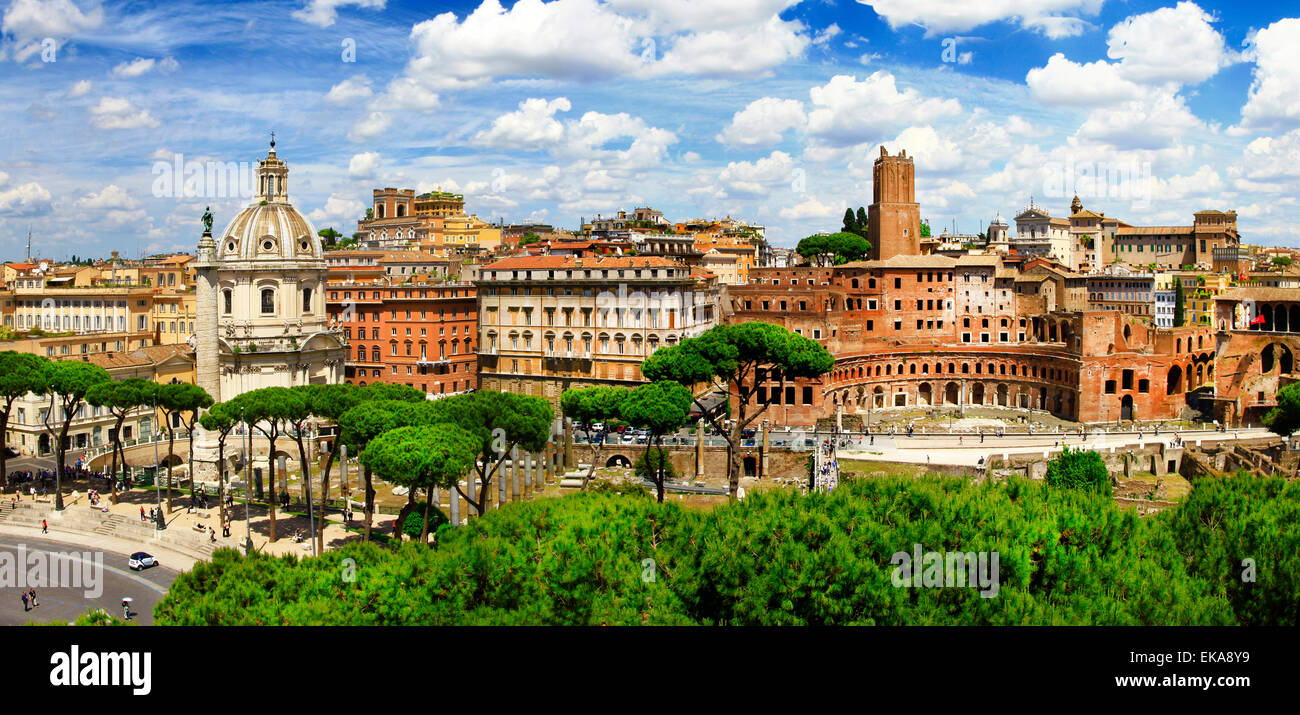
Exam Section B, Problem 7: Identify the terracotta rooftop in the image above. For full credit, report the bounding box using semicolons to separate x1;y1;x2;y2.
482;255;681;270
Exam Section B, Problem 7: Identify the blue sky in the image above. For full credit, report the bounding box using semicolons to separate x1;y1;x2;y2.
1;0;1298;258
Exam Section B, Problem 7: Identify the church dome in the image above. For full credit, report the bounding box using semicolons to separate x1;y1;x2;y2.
216;141;322;262
990;211;1008;227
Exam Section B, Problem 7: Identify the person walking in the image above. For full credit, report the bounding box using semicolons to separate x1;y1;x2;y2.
28;589;37;608
21;591;28;612
41;519;47;534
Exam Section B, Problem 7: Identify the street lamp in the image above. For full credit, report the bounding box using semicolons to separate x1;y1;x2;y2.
243;407;253;555
151;413;164;531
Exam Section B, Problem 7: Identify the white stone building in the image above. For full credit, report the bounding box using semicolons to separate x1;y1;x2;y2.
192;141;347;403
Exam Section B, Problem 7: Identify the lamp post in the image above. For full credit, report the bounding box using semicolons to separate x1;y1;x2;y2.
304;423;317;557
243;408;253;555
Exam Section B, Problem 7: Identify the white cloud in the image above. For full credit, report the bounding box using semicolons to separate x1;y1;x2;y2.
347;152;382;179
111;57;156;78
1;0;104;60
1154;165;1223;201
306;194;366;228
472;97;571;147
403;0;646;90
0;181;52;215
857;0;1103;37
884;126;965;173
325;75;373;104
1021;15;1091;39
1107;2;1239;85
1026;53;1143;106
651;15;809;78
348;111;392;142
716;97;806;147
1076;91;1204;150
77;184;139;210
718;150;796;197
292;0;386;28
65;79;92;98
812;23;841;46
1231;128;1300;187
779;195;837;220
805;72;961;148
392;0;808;93
1234;17;1300;135
375;76;440;112
88;96;160;129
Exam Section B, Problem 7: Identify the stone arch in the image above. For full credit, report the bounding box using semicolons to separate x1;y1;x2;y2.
944;382;959;405
1121;394;1135;421
917;382;932;406
1167;365;1183;394
996;383;1008;406
606;454;632;468
971;382;985;405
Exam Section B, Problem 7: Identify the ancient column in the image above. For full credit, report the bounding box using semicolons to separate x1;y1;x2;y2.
695;418;705;480
511;448;521;502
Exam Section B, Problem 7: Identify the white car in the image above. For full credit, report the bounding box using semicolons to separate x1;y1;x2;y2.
128;552;157;570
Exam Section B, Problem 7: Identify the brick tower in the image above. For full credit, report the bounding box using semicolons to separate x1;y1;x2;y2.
867;147;921;260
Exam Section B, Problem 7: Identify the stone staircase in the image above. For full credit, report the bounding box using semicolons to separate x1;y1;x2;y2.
0;500;217;559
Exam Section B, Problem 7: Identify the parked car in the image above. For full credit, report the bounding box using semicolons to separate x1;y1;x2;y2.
128;552;157;570
591;422;605;432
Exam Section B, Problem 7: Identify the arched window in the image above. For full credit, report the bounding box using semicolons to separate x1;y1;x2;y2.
302;288;313;313
222;288;232;314
260;288;275;314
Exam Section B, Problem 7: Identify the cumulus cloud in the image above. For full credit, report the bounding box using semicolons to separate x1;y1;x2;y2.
472;97;571;147
1106;2;1239;85
65;79;92;98
0;181;52;215
1075;91;1205;150
718;150;796;197
805;72;961;148
88;96;159;129
779;195;838;219
77;184;139;210
1026;53;1144;106
1;0;104;61
347;151;381;179
716;97;806;148
1233;17;1300;135
856;0;1103;37
292;0;386;28
348;111;392;142
325;75;373;104
306;194;366;227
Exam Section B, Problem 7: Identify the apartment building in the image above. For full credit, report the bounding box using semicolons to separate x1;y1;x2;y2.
4;344;194;457
474;255;721;409
326;280;478;396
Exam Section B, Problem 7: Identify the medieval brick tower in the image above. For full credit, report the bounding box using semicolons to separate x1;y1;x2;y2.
867;147;922;260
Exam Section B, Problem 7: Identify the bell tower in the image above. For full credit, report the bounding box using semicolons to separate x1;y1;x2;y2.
867;147;921;259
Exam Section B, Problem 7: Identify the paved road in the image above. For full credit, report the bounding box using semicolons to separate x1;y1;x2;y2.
0;534;178;626
837;427;1275;466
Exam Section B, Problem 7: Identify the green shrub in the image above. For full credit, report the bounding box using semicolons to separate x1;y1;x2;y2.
1045;448;1112;496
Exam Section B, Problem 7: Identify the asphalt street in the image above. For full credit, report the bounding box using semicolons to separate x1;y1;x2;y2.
0;533;178;626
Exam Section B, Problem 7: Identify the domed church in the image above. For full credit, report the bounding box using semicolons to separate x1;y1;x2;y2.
192;139;346;403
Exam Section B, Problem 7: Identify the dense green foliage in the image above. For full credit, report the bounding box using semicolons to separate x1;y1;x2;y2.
1263;382;1300;437
1044;448;1113;496
795;232;870;266
158;473;1300;626
1161;474;1300;625
642;322;834;497
0;351;52;482
634;446;678;484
